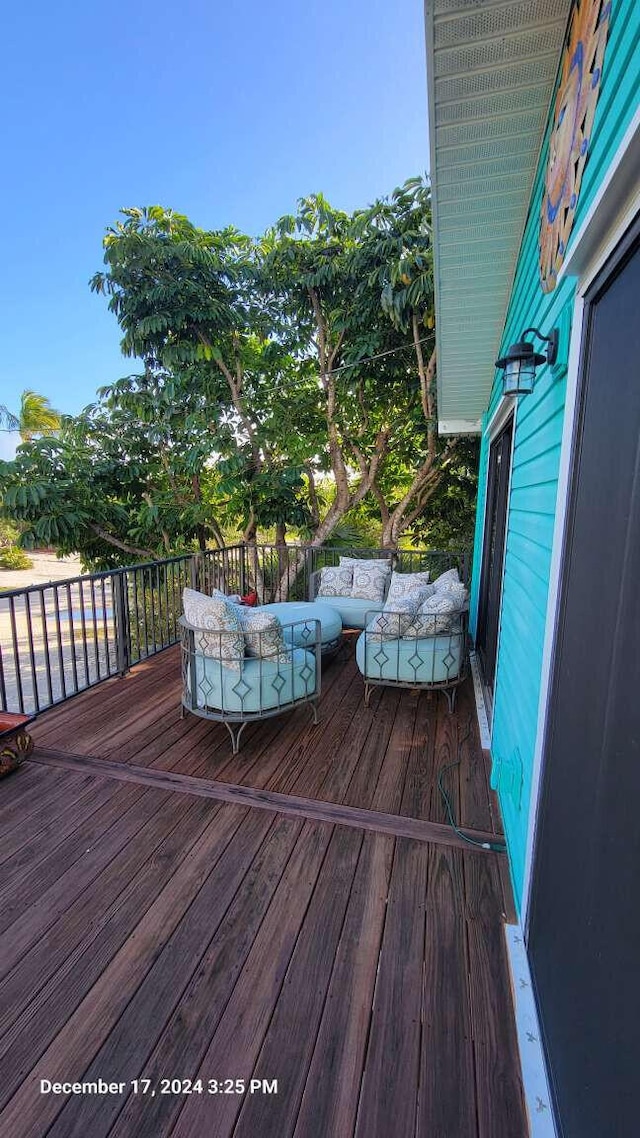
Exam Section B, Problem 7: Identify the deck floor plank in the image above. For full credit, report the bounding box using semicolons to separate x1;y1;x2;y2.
0;800;249;1136
293;831;395;1138
231;826;365;1138
170;819;335;1138
464;851;528;1138
0;643;528;1138
418;844;478;1138
107;814;306;1138
0;796;223;1110
46;807;278;1138
0;778;148;935
354;835;429;1138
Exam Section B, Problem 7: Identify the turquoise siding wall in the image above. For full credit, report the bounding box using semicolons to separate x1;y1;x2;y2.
470;0;640;915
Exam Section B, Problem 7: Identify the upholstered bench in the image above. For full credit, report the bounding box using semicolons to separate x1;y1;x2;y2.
179;609;322;754
355;617;467;712
261;601;343;659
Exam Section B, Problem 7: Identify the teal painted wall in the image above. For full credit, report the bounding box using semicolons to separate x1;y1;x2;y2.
470;0;640;914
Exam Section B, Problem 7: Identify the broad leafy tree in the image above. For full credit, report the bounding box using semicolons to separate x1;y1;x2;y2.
0;181;478;569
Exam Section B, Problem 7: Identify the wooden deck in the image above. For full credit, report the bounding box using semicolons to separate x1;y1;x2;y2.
0;639;528;1137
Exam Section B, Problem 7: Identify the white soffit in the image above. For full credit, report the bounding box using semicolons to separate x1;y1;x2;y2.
425;0;571;433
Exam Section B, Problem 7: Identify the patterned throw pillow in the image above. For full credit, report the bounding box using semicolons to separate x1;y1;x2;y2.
182;587;245;669
317;565;353;597
236;608;291;660
367;592;425;640
403;592;464;637
340;558;392;602
432;567;461;591
440;582;469;607
386;570;433;604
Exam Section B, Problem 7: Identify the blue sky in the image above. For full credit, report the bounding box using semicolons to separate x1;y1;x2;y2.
0;0;428;457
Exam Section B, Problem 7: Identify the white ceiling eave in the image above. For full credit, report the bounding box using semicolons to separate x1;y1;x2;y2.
424;0;572;434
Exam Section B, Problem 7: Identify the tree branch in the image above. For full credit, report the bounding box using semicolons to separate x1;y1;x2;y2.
88;524;155;560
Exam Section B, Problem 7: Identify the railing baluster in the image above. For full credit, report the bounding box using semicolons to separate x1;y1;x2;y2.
78;578;90;688
65;582;79;695
99;577;111;675
0;640;7;712
8;596;25;714
23;591;40;713
51;585;67;702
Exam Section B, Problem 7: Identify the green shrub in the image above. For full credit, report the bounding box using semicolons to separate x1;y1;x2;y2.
0;518;21;550
0;545;33;570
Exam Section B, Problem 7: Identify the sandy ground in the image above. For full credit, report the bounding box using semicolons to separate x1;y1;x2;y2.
0;550;83;592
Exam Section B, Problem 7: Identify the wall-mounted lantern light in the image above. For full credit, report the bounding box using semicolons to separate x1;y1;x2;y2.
495;326;559;397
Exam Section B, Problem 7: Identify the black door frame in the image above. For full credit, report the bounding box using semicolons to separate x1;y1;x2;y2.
529;207;640;915
475;409;514;710
527;210;640;1136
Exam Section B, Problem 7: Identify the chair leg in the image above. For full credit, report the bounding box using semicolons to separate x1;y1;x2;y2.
310;701;319;726
364;682;372;707
224;721;248;755
444;686;456;714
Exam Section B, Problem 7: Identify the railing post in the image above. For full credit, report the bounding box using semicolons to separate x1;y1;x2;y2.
239;544;247;595
113;572;131;677
190;552;203;592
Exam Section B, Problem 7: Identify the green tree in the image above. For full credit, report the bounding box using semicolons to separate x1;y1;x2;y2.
90;206;319;547
1;181;478;572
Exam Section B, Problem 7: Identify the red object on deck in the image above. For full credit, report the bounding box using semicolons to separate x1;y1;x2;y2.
240;591;258;607
0;712;33;736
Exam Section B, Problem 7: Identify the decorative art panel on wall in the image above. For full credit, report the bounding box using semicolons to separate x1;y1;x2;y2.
539;0;611;292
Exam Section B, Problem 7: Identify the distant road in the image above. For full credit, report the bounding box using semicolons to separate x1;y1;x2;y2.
0;551;83;592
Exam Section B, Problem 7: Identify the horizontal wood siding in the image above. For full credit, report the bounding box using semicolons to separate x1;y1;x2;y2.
470;0;640;913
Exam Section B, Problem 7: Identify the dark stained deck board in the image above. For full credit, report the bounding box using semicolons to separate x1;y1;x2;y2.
292;831;395;1138
26;651;179;752
418;844;478;1138
107;814;307;1138
0;777;148;936
0;759;526;1138
169;819;337;1138
464;852;528;1138
0;766;94;845
0;797;227;1113
45;807;280;1138
29;749;502;850
0;781;169;981
29;645;497;837
354;835;429;1138
0;785;197;1030
0;645;529;1137
230;826;366;1138
0;776;120;901
0;797;250;1135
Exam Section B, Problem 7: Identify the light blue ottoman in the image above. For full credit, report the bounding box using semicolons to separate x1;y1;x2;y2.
261;601;343;659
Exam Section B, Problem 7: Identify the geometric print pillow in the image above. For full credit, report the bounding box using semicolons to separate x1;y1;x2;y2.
317;565;354;597
367;590;425;640
402;591;464;637
182;587;245;669
236;607;291;660
431;567;461;591
386;570;433;604
340;558;392;602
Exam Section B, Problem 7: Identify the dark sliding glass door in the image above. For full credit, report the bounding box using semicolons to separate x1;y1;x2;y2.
475;414;513;701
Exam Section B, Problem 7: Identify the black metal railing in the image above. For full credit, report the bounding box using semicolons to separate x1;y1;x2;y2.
201;545;470;606
0;543;470;715
0;554;193;715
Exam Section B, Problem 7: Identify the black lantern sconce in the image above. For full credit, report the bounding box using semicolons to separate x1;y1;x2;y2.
495;326;559;397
